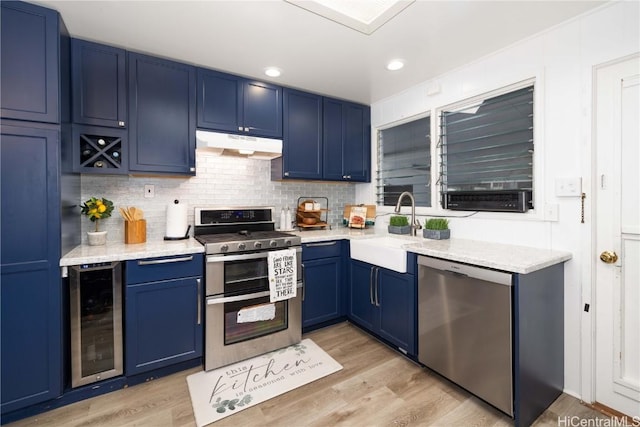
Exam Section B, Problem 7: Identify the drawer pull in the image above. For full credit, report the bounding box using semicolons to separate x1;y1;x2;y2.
137;255;194;266
306;241;337;248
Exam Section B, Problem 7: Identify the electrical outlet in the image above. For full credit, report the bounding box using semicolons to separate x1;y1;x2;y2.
144;184;155;198
555;177;582;197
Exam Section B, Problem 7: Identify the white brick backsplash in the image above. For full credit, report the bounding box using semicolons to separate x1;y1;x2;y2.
80;152;356;243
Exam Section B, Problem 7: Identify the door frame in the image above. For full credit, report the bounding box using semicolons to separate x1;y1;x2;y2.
581;52;640;407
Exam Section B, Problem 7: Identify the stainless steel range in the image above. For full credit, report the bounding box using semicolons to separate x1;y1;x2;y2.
194;207;302;371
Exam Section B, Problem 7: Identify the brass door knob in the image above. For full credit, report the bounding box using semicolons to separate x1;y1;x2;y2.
600;251;618;264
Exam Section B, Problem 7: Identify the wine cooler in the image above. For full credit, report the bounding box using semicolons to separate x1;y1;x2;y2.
69;262;123;388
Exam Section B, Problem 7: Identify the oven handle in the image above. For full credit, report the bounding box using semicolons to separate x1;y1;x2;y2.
206;247;301;263
206;282;303;305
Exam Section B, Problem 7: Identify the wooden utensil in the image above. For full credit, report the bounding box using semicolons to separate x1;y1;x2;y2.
132;207;144;220
119;207;132;221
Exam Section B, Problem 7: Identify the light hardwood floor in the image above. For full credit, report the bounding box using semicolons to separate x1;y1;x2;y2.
7;322;607;427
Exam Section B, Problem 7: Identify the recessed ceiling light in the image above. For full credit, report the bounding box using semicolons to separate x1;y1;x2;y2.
264;67;282;77
386;60;404;71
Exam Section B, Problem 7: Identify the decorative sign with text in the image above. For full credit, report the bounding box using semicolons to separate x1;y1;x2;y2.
267;249;297;302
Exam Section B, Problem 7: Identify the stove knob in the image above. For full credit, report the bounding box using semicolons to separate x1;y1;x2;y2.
238;243;246;251
220;244;229;252
270;240;278;248
285;239;292;246
254;241;262;249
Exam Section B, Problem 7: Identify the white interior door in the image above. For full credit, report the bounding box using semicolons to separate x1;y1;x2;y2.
595;55;640;418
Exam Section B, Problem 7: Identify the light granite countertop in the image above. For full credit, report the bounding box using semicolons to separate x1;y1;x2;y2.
59;237;204;267
293;228;572;274
61;227;571;274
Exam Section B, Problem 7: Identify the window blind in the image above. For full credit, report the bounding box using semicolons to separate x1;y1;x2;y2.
439;85;534;199
377;117;431;207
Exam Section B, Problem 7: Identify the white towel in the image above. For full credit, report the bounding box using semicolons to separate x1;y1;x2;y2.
267;249;297;302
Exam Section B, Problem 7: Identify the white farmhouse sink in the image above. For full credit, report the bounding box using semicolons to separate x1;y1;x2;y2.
350;237;408;273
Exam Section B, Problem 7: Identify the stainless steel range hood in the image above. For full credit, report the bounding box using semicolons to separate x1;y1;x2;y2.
196;130;282;160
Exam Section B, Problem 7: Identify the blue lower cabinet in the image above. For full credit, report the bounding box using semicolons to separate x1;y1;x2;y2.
302;257;343;328
349;259;416;356
348;260;377;331
301;241;345;330
125;256;203;375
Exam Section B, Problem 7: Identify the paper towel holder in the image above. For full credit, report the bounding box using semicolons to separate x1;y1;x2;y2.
164;200;190;241
164;225;190;241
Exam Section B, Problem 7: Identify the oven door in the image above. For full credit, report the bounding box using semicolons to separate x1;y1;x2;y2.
204;248;302;370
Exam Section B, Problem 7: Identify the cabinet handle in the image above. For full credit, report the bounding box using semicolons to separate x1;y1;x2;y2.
244;127;250;132
196;278;201;325
284;172;290;177
369;266;375;305
238;126;243;131
137;255;193;266
118;121;125;127
305;241;337;248
374;267;380;307
301;263;305;302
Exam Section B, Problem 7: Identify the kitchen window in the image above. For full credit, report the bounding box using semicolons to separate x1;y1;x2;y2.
438;84;534;206
376;116;431;207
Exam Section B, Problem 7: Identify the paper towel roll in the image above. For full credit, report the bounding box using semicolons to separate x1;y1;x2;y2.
165;200;188;238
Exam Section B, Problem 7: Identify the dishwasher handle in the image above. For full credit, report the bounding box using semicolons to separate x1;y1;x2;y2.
418;256;512;286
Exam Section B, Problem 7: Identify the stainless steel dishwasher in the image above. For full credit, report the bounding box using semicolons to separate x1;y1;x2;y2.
418;256;514;416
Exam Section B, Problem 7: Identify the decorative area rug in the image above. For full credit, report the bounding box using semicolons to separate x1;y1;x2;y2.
186;339;343;426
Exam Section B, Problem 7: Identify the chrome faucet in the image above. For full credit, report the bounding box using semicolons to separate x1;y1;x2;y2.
394;191;421;236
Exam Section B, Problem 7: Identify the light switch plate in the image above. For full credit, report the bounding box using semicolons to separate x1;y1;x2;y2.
555;177;582;197
545;204;559;221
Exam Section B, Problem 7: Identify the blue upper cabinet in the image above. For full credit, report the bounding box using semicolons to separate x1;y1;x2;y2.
197;68;282;138
278;88;323;179
0;1;61;123
128;52;196;175
71;39;127;128
323;98;371;182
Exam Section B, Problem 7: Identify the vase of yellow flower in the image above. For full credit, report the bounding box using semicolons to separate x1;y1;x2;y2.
81;197;114;246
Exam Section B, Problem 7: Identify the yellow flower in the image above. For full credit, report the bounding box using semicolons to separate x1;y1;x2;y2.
96;199;103;206
98;204;107;213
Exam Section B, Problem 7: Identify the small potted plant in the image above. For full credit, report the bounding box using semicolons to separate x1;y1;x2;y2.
423;218;450;240
81;197;114;245
388;215;411;235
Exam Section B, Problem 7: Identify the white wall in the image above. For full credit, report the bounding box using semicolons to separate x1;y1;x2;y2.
359;1;640;398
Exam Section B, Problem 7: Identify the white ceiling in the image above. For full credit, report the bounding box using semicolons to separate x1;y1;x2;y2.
35;0;606;105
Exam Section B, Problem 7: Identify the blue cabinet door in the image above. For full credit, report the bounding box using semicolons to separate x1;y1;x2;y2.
342;102;370;182
302;257;343;328
197;69;242;133
125;276;203;375
128;53;196;175
377;268;416;355
1;2;60;123
197;70;282;138
71;39;127;128
323;98;370;182
281;89;323;179
1;124;62;414
348;260;376;331
322;98;344;180
243;80;282;138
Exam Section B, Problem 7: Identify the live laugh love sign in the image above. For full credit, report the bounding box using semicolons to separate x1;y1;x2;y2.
187;339;343;426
